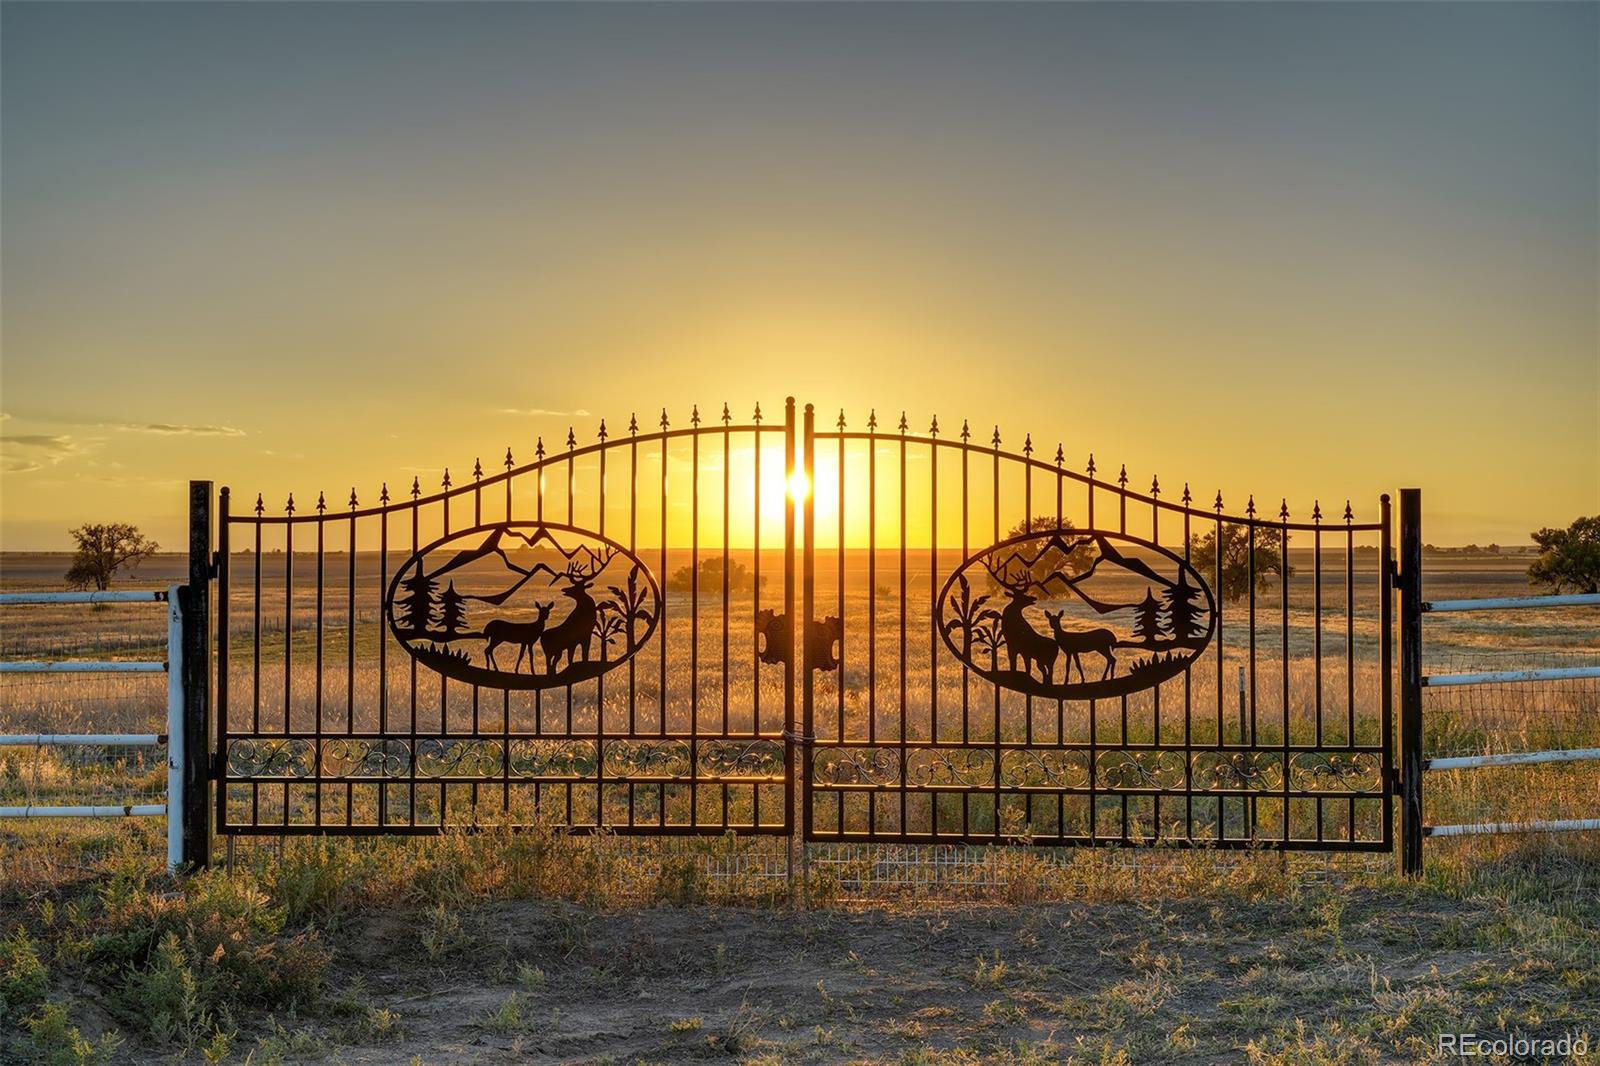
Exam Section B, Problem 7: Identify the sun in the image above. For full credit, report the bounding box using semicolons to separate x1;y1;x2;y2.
787;470;811;500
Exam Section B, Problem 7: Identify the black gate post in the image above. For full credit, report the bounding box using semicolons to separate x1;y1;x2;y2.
183;480;213;869
783;398;798;900
1398;488;1423;877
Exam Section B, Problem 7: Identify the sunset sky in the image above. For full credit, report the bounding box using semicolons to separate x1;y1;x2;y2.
2;2;1594;551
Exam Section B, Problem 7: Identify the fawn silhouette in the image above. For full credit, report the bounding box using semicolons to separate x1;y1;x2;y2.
483;602;553;674
1044;609;1118;683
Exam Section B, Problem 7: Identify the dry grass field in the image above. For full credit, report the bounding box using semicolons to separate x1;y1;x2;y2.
1;550;1595;1064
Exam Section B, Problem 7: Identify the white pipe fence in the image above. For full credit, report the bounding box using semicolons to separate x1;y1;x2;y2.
1423;592;1600;613
0;585;185;870
1419;590;1599;844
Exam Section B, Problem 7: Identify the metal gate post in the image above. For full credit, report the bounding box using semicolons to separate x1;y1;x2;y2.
182;481;213;869
800;403;815;902
783;399;798;901
1398;488;1423;876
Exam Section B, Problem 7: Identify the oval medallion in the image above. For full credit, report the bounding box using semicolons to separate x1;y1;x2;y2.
385;522;660;691
938;528;1216;700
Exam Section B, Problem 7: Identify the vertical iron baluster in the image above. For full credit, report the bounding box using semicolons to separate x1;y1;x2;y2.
314;493;325;828
408;480;419;826
1087;456;1097;844
898;413;908;837
628;420;638;826
1055;448;1065;839
597;421;608;830
1150;476;1159;837
722;407;731;750
439;471;451;821
751;410;761;828
1379;495;1394;851
991;426;1000;842
1345;502;1355;753
471;464;482;745
868;411;877;754
1280;499;1290;845
782;399;796;844
1213;494;1224;840
284;494;295;829
690;405;700;828
837;414;846;746
378;484;389;827
217;489;231;832
503;451;512;819
253;496;262;736
802;405;816;842
1182;485;1193;841
347;492;357;744
1246;496;1257;839
658;415;668;749
1312;501;1323;840
929;418;938;755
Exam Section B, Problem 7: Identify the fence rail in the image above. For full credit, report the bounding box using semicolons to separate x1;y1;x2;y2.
0;584;186;870
1397;503;1599;870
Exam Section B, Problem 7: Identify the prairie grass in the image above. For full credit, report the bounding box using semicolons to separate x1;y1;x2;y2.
1;552;1595;1062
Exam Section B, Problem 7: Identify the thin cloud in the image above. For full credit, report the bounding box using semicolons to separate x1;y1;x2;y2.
110;421;245;437
1;433;84;474
498;407;591;418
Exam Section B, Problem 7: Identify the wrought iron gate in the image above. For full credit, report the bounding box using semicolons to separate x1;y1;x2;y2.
216;399;1392;851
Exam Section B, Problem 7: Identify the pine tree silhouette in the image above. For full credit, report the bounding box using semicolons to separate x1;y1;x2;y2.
1161;571;1205;645
1132;590;1163;646
395;567;439;636
438;581;468;637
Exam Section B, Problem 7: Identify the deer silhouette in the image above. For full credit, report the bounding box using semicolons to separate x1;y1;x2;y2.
983;556;1058;684
482;602;553;674
1043;609;1118;683
541;549;614;675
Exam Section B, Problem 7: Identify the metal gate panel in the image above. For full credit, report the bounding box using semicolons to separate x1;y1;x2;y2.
801;412;1392;851
217;406;796;835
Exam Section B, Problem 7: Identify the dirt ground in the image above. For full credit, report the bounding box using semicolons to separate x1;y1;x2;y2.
92;884;1584;1065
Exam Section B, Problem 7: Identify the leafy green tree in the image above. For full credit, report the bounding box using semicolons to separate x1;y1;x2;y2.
1188;524;1288;603
64;523;158;591
1528;516;1600;594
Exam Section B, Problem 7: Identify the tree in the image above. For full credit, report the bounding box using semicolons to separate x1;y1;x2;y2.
64;523;159;591
1188;524;1288;603
666;557;766;595
437;582;468;637
1528;516;1600;594
1131;590;1162;645
982;516;1094;592
395;567;439;635
1161;570;1205;644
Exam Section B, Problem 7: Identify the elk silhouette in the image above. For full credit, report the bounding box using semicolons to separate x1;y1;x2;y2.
482;602;553;674
1044;609;1118;683
983;556;1058;684
541;549;614;675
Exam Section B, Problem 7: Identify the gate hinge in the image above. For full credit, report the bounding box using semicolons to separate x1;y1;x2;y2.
210;551;222;579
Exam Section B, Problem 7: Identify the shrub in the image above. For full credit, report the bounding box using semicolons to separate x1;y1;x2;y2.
1;927;48;1021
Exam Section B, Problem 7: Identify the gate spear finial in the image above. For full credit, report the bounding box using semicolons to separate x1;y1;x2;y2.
286;493;296;515
1023;434;1033;457
1214;491;1224;513
660;408;670;431
504;447;513;471
1182;483;1192;506
316;491;326;514
867;409;878;432
254;493;264;517
380;483;390;506
566;427;576;450
721;403;730;426
535;436;545;461
1343;500;1354;524
349;488;359;510
1118;464;1128;489
1246;495;1256;519
1054;444;1064;468
598;419;608;442
899;411;908;435
1086;453;1096;477
752;402;762;425
837;409;847;431
1312;500;1322;523
690;404;701;427
929;414;939;437
1151;475;1160;498
410;477;420;500
441;469;451;491
629;413;639;436
472;458;482;482
1279;498;1289;522
960;419;970;443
